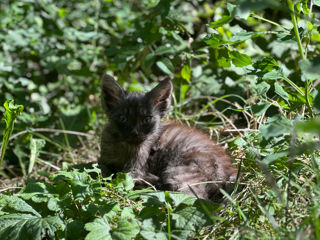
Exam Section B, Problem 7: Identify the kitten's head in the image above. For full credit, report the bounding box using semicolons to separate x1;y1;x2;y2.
101;74;172;144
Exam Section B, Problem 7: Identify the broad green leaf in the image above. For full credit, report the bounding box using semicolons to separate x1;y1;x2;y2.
138;191;167;206
255;82;270;96
144;54;156;70
263;151;289;164
251;102;271;116
217;49;231;68
229;51;252;67
28;138;46;175
66;220;85;240
229;31;261;42
253;57;279;73
234;137;247;147
259;115;293;140
313;0;320;6
204;34;230;48
140;218;167;240
0;213;64;240
168;192;196;207
111;208;139;240
171;206;212;235
181;65;191;82
209;3;235;28
85;215;112;240
86;209;139;240
209;16;233;28
111;173;134;192
156;58;174;75
154;46;175;56
274;82;289;101
299;58;320;82
262;71;283;80
0;195;40;217
0;100;23;168
179;83;190;103
295;119;320;134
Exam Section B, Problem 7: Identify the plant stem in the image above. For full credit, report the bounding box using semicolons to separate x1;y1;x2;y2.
251;14;289;31
287;0;305;59
287;0;314;118
166;204;172;240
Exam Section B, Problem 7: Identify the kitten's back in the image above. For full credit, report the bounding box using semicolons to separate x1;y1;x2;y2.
148;121;237;200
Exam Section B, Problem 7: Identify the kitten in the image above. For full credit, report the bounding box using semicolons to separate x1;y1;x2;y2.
99;74;237;200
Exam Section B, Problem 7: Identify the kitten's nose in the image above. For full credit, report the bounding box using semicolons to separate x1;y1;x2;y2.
131;129;139;137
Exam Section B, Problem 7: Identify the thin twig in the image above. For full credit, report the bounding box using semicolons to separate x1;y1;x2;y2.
133;178;157;191
0;186;22;192
9;128;94;141
178;180;243;191
223;129;259;132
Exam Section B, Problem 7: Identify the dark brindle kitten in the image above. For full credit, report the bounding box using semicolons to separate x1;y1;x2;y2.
99;74;237;200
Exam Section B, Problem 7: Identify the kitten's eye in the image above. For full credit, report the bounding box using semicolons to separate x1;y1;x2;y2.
143;116;152;123
118;115;127;123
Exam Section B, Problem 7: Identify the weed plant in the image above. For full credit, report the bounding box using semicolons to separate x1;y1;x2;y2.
0;0;320;239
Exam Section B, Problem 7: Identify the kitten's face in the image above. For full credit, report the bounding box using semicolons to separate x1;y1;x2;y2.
101;75;172;145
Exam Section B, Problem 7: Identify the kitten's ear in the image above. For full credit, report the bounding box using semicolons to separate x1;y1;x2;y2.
147;79;173;117
101;74;125;111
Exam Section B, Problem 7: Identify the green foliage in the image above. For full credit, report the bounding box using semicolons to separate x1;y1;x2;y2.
0;0;320;238
0;100;23;168
0;167;218;240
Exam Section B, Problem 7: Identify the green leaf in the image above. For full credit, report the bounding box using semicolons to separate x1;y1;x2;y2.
217;49;231;68
229;30;261;42
66;220;85;240
168;192;196;207
179;83;190;103
154;46;175;56
0;100;23;168
295;119;320;134
140;218;167;240
28;138;46;175
209;3;235;28
263;151;289;164
204;34;230;48
209;16;233;28
229;51;252;67
85;209;139;240
262;71;283;80
181;65;191;82
111;208;139;240
253;57;279;73
255;82;270;96
85;215;112;240
0;195;40;217
313;0;320;7
111;173;134;192
251;102;271;116
274;82;289;101
299;58;320;82
171;205;212;238
156;58;174;75
0;213;64;240
259;115;292;140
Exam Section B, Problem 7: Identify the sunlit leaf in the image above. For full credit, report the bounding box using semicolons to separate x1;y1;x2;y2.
181;65;191;82
229;51;252;67
274;82;289;101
